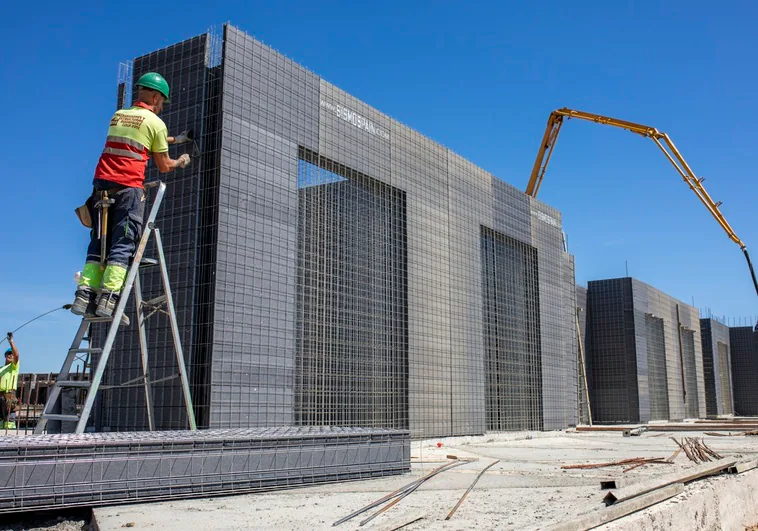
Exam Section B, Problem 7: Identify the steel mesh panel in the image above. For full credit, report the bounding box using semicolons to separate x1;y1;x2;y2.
645;315;669;421
576;286;590;424
586;278;704;423
481;227;542;431
700;319;718;416
681;329;699;418
586;278;637;423
717;341;734;414
700;318;734;416
0;427;409;512
294;149;408;429
729;327;758;416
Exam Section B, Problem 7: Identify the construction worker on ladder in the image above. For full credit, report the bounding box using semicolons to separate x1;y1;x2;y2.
1;334;20;430
71;73;191;319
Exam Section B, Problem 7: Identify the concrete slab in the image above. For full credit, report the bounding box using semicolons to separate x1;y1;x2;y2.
91;429;758;530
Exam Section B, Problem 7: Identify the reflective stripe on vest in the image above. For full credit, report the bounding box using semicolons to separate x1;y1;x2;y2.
106;135;146;150
102;146;144;160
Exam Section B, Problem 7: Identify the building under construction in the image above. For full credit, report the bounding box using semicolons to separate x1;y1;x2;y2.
585;277;705;423
94;24;578;438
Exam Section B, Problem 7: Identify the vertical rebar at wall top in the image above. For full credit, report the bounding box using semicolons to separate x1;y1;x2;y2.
117;60;134;109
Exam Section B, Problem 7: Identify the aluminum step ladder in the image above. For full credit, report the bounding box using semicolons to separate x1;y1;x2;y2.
35;181;197;434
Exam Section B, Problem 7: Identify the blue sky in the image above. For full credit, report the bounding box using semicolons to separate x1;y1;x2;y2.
1;1;756;371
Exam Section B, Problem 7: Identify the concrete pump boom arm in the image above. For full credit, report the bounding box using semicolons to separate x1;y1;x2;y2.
525;107;758;297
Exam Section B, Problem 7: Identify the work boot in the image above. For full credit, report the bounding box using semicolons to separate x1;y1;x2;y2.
96;290;130;326
71;287;98;317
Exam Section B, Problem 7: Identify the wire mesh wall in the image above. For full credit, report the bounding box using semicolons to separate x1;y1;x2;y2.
699;318;735;417
94;24;578;437
575;285;590;425
295;148;409;429
717;341;734;415
729;326;758;416
645;314;669;421
586;278;705;423
481;228;542;431
681;329;699;418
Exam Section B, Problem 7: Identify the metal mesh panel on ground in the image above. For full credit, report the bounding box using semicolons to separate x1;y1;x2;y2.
729;327;758;416
0;428;409;512
481;227;542;431
645;315;669;421
95;24;577;438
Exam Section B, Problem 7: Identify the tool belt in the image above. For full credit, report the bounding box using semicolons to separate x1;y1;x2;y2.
74;185;126;229
1;391;18;413
75;197;95;228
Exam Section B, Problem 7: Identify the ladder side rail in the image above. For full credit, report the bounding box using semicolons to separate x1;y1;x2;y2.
134;271;156;430
154;228;197;430
34;320;90;434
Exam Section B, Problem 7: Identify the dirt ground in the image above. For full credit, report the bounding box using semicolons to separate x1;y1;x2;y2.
87;429;758;530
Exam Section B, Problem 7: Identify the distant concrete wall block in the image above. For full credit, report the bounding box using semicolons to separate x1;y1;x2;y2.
729;326;758;415
586;278;705;423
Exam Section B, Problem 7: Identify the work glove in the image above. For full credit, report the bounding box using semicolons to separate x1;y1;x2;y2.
177;154;191;169
6;332;11;341
174;129;193;145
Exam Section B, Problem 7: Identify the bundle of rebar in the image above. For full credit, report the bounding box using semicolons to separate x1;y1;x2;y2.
670;437;722;463
561;457;671;470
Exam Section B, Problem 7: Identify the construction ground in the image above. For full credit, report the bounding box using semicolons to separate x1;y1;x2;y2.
4;422;745;531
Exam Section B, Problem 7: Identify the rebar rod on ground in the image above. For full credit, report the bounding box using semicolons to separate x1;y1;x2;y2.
333;460;465;527
445;459;501;520
357;460;470;527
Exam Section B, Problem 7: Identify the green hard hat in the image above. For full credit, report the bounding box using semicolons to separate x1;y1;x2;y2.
135;72;170;102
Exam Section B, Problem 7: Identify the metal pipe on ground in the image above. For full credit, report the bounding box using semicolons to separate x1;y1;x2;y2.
333;459;468;527
357;460;471;527
546;484;685;531
445;460;500;520
603;458;736;506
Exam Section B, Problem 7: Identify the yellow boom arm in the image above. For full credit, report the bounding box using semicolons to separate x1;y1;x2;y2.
526;107;758;297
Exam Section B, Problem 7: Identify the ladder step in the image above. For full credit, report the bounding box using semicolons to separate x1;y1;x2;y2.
84;316;114;323
68;348;103;354
140;258;159;267
55;380;91;388
84;315;130;326
42;414;80;422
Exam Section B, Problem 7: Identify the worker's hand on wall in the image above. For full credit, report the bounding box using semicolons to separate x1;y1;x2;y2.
177;154;191;168
174;130;192;144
